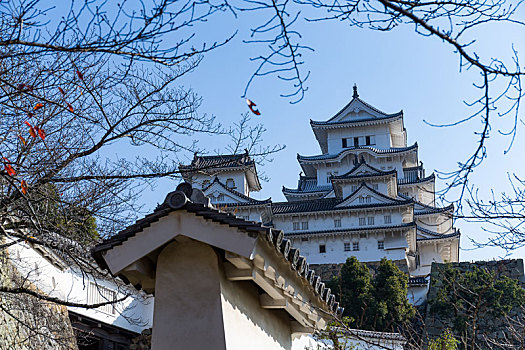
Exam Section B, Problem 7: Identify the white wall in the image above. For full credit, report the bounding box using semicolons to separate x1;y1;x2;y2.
326;124;392;154
7;239;153;334
193;171;249;196
288;234;407;264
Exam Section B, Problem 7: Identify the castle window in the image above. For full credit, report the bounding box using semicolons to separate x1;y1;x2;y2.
334;219;341;228
344;242;351;251
88;282;116;315
378;241;385;250
202;180;210;189
368;217;375;225
293;222;300;230
353;137;359;147
342;138;348;148
243;215;250;221
301;221;309;230
365;135;376;146
351;185;358;192
359;217;366;226
384;215;392;224
226;178;235;189
372;183;379;190
352;242;360;251
359;196;371;204
319;244;326;253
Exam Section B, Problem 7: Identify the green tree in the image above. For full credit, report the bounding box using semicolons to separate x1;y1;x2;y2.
428;263;525;349
428;329;459;350
370;258;415;331
328;257;374;328
330;257;414;332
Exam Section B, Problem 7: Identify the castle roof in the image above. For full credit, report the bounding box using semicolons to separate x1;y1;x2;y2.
179;150;262;191
308;86;406;153
282;176;333;198
272;183;412;215
310;86;403;127
398;173;435;186
297;143;418;162
332;158;398;180
204;177;271;205
417;226;460;242
285;223;416;237
93;184;343;324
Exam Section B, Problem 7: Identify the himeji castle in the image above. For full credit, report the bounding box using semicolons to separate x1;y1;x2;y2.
179;86;460;304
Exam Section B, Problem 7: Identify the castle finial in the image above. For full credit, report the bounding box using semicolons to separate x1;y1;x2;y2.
353;84;359;99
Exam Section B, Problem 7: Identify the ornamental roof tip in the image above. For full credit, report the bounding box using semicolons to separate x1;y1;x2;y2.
92;182;344;318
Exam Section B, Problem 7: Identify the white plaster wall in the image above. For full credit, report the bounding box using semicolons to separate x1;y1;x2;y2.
413;244;444;275
288;235;406;264
273;211;404;234
193;171;248;196
326;124;392;154
292;334;405;350
221;278;292;350
7;239;153;333
416;215;453;234
407;285;429;306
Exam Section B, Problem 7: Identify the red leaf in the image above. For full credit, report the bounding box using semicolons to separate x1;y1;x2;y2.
18;135;27;146
25;121;37;138
3;158;16;176
58;87;65;95
37;127;46;140
76;70;84;80
246;98;261;116
21;180;28;194
33;103;44;111
67;103;74;112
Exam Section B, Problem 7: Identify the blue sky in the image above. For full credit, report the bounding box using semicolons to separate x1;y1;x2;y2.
136;4;525;261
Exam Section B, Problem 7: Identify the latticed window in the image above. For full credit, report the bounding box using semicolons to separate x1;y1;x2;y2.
88;282;116;315
368;216;375;225
319;244;326;253
226;178;235;188
352;242;360;251
384;215;392;224
372;184;379;190
344;242;351;251
378;241;385;250
334;219;341;228
359;217;366;226
293;222;300;230
301;221;309;230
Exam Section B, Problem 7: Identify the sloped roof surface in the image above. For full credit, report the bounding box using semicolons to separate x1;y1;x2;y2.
298;143;418;162
92;186;344;318
179;151;255;171
204;177;271;204
310;87;403;127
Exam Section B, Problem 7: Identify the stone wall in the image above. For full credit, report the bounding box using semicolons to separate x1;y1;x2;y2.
311;259;409;282
0;249;77;350
423;259;525;348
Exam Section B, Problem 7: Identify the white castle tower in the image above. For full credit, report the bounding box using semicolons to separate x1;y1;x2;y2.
180;86;460;304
